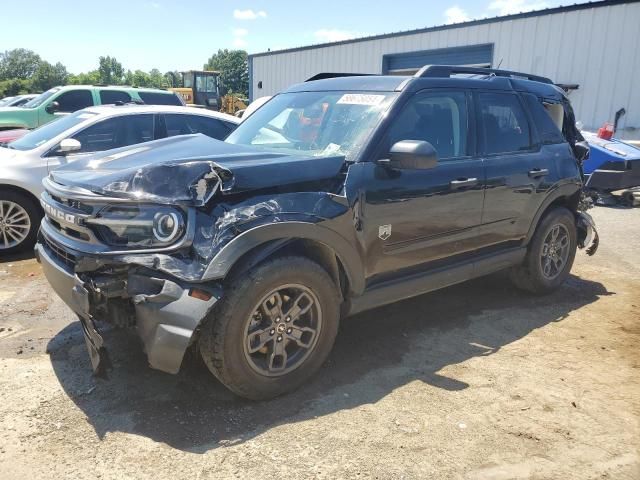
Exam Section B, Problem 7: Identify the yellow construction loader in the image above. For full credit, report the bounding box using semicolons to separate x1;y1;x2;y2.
168;70;247;115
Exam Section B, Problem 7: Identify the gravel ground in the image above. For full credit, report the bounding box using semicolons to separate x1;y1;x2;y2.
0;206;638;479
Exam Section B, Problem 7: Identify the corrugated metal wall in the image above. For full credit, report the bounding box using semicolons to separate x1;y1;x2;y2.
251;2;640;138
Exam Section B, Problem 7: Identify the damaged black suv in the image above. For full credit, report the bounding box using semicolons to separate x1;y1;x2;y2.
36;65;598;400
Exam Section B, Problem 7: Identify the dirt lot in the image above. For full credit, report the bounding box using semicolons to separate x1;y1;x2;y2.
0;206;638;480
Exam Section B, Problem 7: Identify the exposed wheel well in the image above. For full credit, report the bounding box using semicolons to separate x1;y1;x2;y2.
0;185;43;214
224;238;351;301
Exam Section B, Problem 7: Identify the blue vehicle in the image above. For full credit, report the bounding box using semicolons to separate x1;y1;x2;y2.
582;131;640;191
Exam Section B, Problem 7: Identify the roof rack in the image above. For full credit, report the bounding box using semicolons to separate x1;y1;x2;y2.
414;65;553;84
305;72;373;82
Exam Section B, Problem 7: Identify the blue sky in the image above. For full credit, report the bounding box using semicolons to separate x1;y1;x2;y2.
1;0;572;74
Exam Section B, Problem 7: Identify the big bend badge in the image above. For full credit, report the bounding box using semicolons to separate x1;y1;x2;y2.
378;224;392;241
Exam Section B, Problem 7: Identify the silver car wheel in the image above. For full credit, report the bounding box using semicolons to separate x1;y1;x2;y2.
0;200;31;250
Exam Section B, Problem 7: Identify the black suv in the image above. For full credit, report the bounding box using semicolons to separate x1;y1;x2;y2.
36;65;599;400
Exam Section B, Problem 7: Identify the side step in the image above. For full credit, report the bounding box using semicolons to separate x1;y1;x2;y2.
348;247;526;316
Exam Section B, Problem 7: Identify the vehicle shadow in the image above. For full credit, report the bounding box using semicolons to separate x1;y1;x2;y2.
47;272;611;453
0;250;35;263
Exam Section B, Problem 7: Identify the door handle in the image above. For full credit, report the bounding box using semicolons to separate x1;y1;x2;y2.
528;168;549;178
449;178;478;190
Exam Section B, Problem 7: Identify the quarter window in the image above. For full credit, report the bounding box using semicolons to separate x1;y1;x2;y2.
54;90;94;113
382;91;468;159
478;92;532;154
71;114;155;153
138;91;182;106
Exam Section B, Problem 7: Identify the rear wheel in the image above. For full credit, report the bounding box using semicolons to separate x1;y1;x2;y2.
0;190;40;255
510;207;577;294
199;256;340;400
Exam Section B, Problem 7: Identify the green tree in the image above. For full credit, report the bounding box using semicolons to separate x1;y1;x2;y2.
0;48;42;80
68;70;100;85
98;56;124;85
31;61;68;91
204;49;248;97
0;78;31;97
148;68;165;88
164;71;182;88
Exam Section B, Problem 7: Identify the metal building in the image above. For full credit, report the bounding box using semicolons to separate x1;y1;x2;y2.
249;0;640;139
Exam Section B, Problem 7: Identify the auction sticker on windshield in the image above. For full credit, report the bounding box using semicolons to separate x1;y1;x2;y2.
337;94;386;106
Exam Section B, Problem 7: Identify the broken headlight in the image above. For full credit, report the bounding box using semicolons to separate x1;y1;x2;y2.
87;206;186;248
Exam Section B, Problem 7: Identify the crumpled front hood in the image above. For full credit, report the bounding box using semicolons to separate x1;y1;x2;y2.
49;134;345;206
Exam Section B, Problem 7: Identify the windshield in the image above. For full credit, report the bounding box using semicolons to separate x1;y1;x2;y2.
7;110;97;151
226;91;397;161
0;96;15;107
22;87;61;108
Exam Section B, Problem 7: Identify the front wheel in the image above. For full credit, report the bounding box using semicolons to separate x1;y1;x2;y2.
199;256;340;400
510;207;577;294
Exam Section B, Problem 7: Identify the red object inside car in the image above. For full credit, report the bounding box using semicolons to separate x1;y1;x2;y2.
0;128;29;144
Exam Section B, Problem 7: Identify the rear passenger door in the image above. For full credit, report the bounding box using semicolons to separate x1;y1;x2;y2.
161;114;235;140
477;91;559;248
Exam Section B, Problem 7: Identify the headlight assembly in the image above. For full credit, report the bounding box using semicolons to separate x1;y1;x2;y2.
87;206;185;248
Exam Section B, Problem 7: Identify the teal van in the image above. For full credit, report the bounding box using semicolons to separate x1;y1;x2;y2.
0;85;184;130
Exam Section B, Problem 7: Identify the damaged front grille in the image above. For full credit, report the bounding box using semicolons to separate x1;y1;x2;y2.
42;234;77;270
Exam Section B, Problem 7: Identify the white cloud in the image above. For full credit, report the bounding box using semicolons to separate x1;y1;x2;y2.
233;28;248;37
444;6;471;24
487;0;548;16
314;29;358;43
233;37;248;48
233;9;267;20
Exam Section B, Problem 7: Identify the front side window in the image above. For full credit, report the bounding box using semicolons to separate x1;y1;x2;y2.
71;114;154;153
55;90;94;113
226;91;397;161
478;92;532;155
6;111;98;151
164;114;233;140
100;90;132;105
380;90;469;160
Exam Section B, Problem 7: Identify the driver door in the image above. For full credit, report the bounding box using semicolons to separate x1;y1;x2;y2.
358;89;486;282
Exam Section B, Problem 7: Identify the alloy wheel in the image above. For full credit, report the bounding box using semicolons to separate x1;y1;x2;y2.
0;200;31;250
540;224;570;280
243;284;322;377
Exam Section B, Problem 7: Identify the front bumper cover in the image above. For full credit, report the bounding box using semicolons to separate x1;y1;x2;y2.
36;240;221;375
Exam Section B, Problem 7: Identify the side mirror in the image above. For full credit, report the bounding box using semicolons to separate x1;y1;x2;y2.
57;138;81;154
381;140;439;170
45;101;60;114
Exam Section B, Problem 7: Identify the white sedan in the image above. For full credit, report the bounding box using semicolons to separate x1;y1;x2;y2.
0;104;239;254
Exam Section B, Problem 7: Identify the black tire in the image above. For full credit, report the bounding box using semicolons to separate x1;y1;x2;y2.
0;190;41;255
199;256;341;400
510;207;577;294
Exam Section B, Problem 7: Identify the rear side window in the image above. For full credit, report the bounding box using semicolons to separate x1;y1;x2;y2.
100;90;133;105
164;114;233;140
71;114;155;153
477;92;532;155
522;94;564;144
138;91;182;106
55;90;94;113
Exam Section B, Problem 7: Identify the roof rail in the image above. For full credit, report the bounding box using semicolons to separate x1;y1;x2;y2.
414;65;553;84
305;72;373;82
